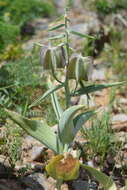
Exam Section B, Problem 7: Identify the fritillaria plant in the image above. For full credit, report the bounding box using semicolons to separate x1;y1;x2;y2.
5;1;123;189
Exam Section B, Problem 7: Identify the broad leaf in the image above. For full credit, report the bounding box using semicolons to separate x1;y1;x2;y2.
73;110;96;134
5;109;59;153
59;105;84;144
81;164;117;190
29;84;63;108
72;82;125;96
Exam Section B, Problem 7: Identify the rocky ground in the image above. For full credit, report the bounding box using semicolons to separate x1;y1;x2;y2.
0;0;127;189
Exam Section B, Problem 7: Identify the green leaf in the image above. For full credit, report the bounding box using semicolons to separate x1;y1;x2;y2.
73;110;96;134
48;24;65;31
0;84;17;90
29;84;63;108
70;30;95;39
35;43;46;47
47;81;63;121
51;92;63;121
59;105;85;144
125;180;127;190
49;34;65;40
72;82;126;96
81;164;117;190
5;109;59;153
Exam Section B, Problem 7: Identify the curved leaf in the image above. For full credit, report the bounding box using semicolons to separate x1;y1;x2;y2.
72;82;126;96
81;164;117;190
5;109;59;153
73;110;96;134
59;105;84;144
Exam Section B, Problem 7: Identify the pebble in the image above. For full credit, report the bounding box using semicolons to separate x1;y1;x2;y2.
79;95;95;107
71;180;89;190
112;114;127;123
91;68;106;81
30;146;44;161
21;173;49;190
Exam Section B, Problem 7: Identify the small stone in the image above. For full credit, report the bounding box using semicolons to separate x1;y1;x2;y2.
79;95;95;107
87;161;94;167
112;114;127;123
22;136;46;163
0;163;8;178
71;180;89;190
0;179;22;190
89;181;98;190
0;184;10;190
21;173;49;190
30;146;44;161
91;68;106;81
119;98;127;105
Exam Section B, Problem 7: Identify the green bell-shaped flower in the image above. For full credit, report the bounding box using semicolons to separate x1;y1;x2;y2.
46;153;80;181
41;46;65;70
67;54;93;81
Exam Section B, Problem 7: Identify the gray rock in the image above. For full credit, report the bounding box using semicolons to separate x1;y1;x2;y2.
72;180;89;190
30;146;44;161
0;184;10;190
22;136;44;151
71;23;89;35
21;173;49;190
89;181;98;190
32;18;49;31
91;68;106;81
0;163;8;177
87;161;94;168
0;155;11;178
0;179;22;190
119;98;127;105
55;0;66;13
112;114;127;123
79;95;95;107
55;0;65;7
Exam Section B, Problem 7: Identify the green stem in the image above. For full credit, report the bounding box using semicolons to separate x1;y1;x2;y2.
56;179;63;190
64;8;71;108
63;143;69;153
